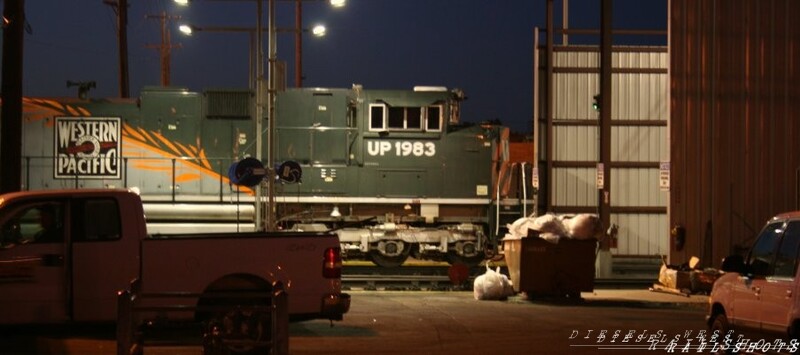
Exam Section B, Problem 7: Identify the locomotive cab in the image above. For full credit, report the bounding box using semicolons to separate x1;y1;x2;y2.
273;85;527;267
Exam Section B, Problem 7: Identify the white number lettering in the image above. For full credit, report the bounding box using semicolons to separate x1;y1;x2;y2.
369;141;436;157
424;142;435;157
412;142;424;156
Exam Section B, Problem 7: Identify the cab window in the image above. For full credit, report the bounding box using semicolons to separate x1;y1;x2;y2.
73;199;121;242
773;221;800;278
0;202;64;245
747;222;782;276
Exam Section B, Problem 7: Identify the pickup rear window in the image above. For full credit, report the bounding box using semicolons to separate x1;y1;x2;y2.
73;198;121;242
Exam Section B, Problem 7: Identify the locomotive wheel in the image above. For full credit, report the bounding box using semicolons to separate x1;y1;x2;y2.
369;248;411;267
446;251;485;268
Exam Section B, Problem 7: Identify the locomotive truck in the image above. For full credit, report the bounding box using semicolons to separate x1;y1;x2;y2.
8;85;533;267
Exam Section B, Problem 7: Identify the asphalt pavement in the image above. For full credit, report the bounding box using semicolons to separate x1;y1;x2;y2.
1;288;709;355
287;289;710;355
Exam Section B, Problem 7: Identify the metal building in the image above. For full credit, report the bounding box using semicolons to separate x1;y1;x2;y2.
670;0;800;266
534;2;669;270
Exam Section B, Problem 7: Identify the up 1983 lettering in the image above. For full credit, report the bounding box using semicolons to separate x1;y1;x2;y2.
367;141;436;157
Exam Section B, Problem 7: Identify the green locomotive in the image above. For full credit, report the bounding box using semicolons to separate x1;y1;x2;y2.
12;85;533;266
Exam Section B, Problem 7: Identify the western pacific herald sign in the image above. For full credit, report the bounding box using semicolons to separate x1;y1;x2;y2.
54;117;121;179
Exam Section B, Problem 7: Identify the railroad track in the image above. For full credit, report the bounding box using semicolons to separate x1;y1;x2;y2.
342;263;493;291
341;263;655;291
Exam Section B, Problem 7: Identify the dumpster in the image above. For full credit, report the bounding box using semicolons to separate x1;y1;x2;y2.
503;232;598;297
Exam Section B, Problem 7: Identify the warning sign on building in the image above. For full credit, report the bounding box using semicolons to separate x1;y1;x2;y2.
596;163;604;190
659;161;670;191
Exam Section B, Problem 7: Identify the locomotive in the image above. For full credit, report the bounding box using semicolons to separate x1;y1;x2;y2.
10;85;534;267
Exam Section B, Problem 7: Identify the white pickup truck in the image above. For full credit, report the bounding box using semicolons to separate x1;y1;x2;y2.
0;188;350;329
708;211;800;350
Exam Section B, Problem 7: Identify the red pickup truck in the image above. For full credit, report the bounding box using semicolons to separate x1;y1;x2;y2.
0;188;350;327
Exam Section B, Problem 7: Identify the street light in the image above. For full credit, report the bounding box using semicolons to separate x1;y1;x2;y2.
311;24;326;36
294;0;344;87
178;24;326;91
175;0;341;231
177;25;262;90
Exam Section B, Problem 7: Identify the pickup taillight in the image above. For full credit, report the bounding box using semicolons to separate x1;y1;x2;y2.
323;247;342;278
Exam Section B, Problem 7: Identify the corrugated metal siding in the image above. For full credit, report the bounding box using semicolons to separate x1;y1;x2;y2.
552;126;598;161
542;46;668;256
553;73;600;120
611;168;667;207
612;213;669;255
671;0;800;266
552;167;597;207
612;73;669;121
611;126;667;162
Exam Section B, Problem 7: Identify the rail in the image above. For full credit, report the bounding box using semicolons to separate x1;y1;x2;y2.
116;278;288;355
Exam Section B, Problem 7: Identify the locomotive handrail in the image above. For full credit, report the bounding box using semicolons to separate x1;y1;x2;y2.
21;155;246;204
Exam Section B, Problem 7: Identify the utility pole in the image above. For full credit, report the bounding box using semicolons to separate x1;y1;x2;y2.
146;12;181;86
598;0;612;250
0;0;25;193
103;0;130;97
295;0;303;87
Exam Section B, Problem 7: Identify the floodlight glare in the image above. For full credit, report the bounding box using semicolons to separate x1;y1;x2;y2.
178;25;194;35
312;25;326;37
330;0;346;8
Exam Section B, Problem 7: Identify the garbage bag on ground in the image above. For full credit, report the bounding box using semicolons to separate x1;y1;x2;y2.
473;265;515;301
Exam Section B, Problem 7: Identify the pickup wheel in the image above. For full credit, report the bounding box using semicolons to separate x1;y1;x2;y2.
197;276;274;355
709;312;729;334
708;313;733;355
204;308;270;355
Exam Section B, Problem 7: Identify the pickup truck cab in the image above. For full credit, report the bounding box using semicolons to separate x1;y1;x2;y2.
708;211;800;341
0;188;349;325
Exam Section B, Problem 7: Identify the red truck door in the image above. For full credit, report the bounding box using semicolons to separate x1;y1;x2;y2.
70;196;140;322
0;201;69;324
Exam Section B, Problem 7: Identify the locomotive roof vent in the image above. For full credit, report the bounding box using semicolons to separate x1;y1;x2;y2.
204;89;252;120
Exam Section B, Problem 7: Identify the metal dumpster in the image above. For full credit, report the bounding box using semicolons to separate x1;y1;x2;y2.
503;233;598;297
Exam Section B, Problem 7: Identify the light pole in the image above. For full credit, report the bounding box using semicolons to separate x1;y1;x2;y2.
175;0;340;231
179;25;326;90
294;0;345;87
178;25;260;90
178;22;325;231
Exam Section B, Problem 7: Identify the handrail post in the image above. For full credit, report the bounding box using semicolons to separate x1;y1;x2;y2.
116;289;135;355
171;158;176;202
117;279;142;355
273;282;289;355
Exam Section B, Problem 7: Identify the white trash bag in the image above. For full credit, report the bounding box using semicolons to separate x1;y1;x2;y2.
473;265;515;301
565;213;603;240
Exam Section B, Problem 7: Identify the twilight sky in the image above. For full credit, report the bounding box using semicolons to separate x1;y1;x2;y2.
12;0;667;133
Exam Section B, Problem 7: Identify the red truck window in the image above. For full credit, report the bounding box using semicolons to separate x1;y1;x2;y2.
0;202;64;244
73;199;121;242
